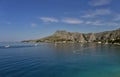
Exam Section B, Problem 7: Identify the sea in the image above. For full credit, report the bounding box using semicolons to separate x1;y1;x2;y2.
0;42;120;77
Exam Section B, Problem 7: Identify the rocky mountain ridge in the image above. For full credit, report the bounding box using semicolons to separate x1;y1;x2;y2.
22;28;120;43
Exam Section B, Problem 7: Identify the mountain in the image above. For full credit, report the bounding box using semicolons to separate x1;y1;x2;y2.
22;28;120;44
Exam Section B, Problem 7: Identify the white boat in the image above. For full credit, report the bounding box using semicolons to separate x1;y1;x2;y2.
35;43;38;46
5;45;10;48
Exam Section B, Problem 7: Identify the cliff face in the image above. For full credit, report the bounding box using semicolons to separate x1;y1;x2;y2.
23;28;120;43
96;28;120;41
52;28;120;42
84;33;96;42
53;30;86;42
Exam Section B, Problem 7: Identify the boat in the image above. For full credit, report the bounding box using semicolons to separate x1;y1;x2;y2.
35;43;38;46
5;45;10;48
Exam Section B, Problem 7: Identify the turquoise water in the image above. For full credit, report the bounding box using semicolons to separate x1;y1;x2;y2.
0;42;120;77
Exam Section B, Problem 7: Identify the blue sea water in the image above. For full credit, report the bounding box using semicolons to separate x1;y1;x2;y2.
0;42;120;77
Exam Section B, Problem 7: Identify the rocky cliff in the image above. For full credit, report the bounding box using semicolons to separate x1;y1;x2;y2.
22;28;120;43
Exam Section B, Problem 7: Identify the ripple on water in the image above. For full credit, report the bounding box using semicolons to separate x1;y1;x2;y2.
0;43;120;77
0;57;47;77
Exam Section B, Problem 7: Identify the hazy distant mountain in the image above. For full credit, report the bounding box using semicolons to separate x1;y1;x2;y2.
22;28;120;44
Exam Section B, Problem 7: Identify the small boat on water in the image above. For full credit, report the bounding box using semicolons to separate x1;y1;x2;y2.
35;43;38;46
5;45;10;48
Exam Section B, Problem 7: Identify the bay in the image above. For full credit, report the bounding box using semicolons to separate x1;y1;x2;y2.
0;42;120;77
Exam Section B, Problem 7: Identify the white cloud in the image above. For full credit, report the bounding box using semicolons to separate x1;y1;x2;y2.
85;21;103;25
40;17;59;23
85;20;119;26
31;23;37;27
106;22;119;26
2;21;12;25
6;22;11;25
62;18;83;25
113;15;120;21
89;0;112;6
82;9;111;18
81;14;95;18
94;9;111;15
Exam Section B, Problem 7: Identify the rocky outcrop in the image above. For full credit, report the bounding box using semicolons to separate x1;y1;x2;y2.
95;28;120;41
53;30;86;42
23;28;120;43
84;33;96;42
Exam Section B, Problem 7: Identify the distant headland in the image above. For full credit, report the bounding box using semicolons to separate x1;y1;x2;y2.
22;28;120;45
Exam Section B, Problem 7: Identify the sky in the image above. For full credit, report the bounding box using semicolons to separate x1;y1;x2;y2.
0;0;120;41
